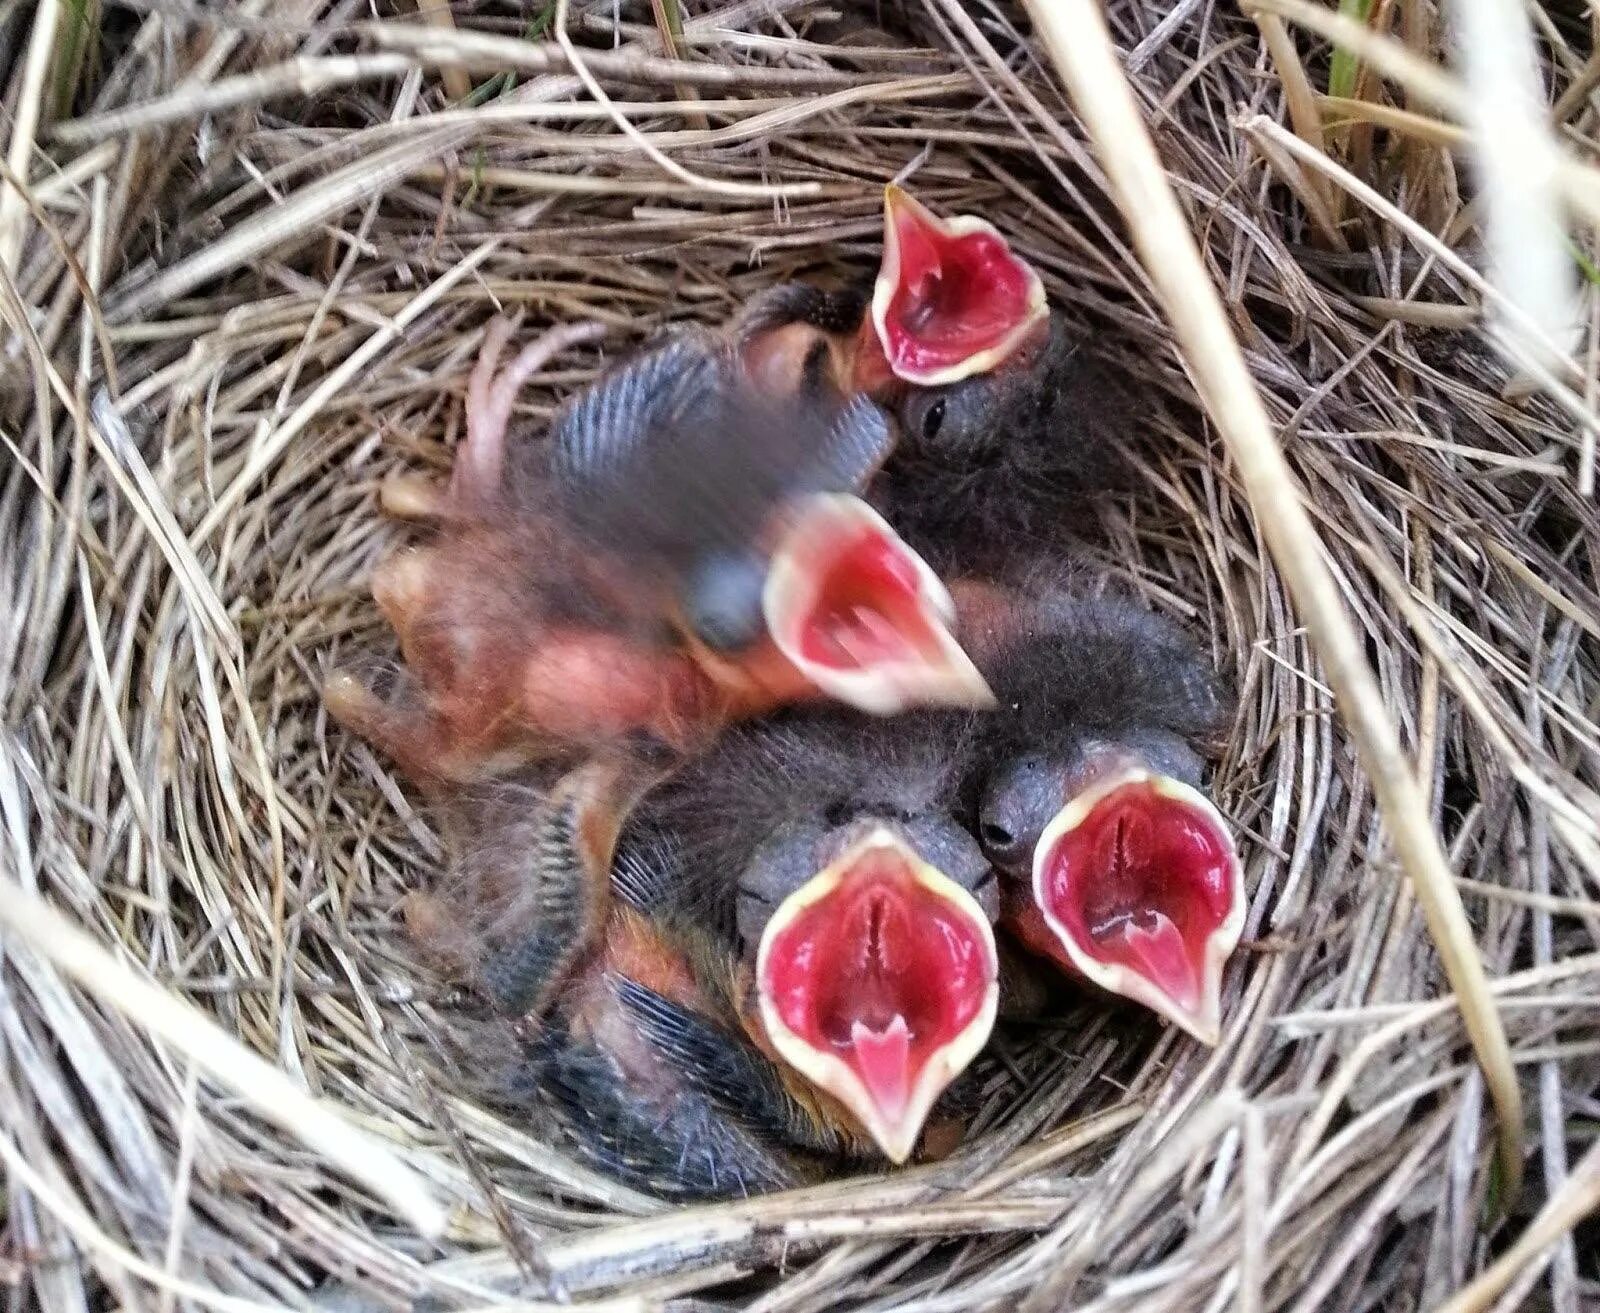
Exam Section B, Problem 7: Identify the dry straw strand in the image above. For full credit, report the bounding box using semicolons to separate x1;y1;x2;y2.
0;878;448;1239
0;0;58;272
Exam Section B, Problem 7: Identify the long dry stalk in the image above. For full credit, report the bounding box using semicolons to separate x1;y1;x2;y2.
1022;0;1524;1204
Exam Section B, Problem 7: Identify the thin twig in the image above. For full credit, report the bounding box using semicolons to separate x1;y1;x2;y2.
1434;1138;1600;1313
52;54;418;141
0;0;59;272
414;2;472;101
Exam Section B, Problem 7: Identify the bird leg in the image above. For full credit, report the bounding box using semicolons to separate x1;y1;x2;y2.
369;546;438;649
453;317;609;505
379;472;454;522
321;668;495;784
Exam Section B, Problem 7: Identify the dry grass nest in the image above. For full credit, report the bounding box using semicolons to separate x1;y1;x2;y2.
3;1;1600;1310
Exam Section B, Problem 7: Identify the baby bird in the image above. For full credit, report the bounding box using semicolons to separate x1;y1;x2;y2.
414;715;1000;1197
955;575;1244;1045
326;318;991;784
636;704;1001;1167
412;761;814;1197
727;186;1138;566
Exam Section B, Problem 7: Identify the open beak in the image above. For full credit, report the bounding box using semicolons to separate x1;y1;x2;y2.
869;184;1049;388
1030;770;1244;1045
755;827;999;1163
763;494;994;715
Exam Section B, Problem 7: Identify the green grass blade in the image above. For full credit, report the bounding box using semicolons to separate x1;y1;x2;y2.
1328;0;1375;100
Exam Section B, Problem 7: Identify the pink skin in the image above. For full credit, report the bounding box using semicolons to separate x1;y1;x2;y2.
337;318;984;779
871;185;1048;388
455;317;609;504
1018;773;1244;1045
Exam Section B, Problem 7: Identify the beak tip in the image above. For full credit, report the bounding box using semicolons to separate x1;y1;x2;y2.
881;181;918;215
880;1136;916;1165
1181;980;1227;1048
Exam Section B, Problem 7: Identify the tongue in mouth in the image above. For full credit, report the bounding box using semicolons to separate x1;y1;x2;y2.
756;828;999;1162
849;1014;912;1122
1032;772;1243;1045
796;530;933;672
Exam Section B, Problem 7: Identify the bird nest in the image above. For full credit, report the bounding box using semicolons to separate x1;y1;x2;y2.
2;1;1598;1310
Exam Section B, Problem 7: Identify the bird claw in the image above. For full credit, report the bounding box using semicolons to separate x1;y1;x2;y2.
379;472;452;522
371;547;438;639
323;668;450;781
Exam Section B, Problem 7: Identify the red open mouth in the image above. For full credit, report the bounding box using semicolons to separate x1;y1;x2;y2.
1031;772;1243;1044
763;494;993;715
869;184;1049;387
756;828;999;1162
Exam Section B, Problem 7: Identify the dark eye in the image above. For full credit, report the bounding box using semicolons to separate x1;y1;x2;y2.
981;822;1015;850
684;552;766;652
920;397;946;441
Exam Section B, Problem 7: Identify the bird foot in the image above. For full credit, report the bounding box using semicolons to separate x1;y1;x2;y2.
323;668;518;784
371;547;439;642
454;316;609;504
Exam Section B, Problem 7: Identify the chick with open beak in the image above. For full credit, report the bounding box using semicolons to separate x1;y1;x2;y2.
748;820;997;1163
417;717;1001;1194
550;335;993;720
728;188;1139;570
957;578;1245;1045
641;706;1001;1165
729;183;1052;405
410;761;818;1199
325;320;991;783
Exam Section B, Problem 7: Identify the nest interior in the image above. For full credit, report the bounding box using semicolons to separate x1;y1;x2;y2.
2;1;1599;1310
